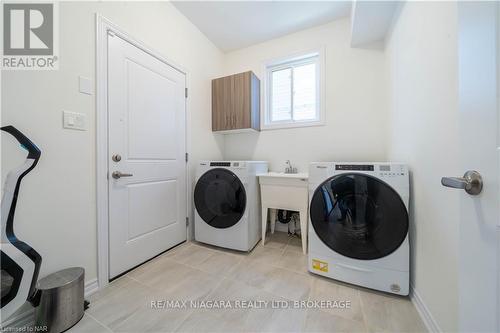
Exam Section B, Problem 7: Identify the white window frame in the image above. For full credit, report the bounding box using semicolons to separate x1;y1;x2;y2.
262;48;325;130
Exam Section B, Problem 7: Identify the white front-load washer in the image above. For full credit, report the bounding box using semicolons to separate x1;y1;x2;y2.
308;162;410;295
194;161;268;251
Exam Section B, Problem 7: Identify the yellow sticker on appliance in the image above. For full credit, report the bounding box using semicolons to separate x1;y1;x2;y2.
312;259;328;272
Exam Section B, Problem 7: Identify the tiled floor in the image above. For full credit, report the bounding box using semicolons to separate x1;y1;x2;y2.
71;232;426;333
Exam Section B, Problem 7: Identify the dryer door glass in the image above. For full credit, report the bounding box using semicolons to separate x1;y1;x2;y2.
310;173;408;260
194;168;247;229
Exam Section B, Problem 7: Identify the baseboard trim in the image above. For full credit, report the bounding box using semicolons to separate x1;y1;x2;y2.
84;278;99;297
410;284;442;333
1;278;99;328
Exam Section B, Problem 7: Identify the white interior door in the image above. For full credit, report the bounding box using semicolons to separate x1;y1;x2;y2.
107;33;187;278
446;2;499;331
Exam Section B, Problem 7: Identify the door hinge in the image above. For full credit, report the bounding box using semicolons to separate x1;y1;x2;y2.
185;152;189;163
186;217;189;226
185;88;188;99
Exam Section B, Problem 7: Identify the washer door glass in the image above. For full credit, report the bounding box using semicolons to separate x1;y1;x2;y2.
194;168;247;229
310;173;408;260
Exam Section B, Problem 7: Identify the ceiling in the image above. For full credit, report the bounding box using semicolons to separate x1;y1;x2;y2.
172;1;352;52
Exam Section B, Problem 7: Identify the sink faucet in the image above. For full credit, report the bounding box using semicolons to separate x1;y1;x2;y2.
285;160;298;174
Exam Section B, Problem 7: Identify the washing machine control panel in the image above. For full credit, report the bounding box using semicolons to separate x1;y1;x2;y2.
335;164;374;171
210;162;231;167
378;164;407;177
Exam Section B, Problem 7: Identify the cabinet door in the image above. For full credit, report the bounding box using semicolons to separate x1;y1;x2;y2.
212;76;232;131
232;72;251;129
250;72;260;130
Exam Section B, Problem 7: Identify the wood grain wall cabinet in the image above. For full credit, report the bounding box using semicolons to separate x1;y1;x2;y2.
212;71;260;132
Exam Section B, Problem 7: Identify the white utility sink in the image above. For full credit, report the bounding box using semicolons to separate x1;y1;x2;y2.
257;171;309;253
257;172;308;186
258;171;308;178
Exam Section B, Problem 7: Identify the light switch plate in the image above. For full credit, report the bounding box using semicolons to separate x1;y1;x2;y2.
63;111;87;131
79;76;92;95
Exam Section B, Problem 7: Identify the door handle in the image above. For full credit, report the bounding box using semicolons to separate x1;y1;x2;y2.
441;170;483;195
112;171;133;179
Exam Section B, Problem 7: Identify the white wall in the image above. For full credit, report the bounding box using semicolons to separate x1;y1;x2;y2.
222;18;389;172
1;1;224;284
385;2;459;332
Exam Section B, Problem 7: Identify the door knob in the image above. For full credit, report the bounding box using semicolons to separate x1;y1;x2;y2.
112;171;133;179
441;170;483;195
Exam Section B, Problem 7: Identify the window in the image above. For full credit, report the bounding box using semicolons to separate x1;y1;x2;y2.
264;51;323;129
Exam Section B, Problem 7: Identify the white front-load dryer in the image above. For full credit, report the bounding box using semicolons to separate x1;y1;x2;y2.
308;162;410;295
194;161;268;251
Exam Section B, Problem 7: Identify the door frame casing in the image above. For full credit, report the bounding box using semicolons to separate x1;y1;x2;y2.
96;14;191;289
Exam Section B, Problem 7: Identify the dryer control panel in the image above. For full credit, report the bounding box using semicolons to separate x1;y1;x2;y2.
231;162;246;168
207;161;247;168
